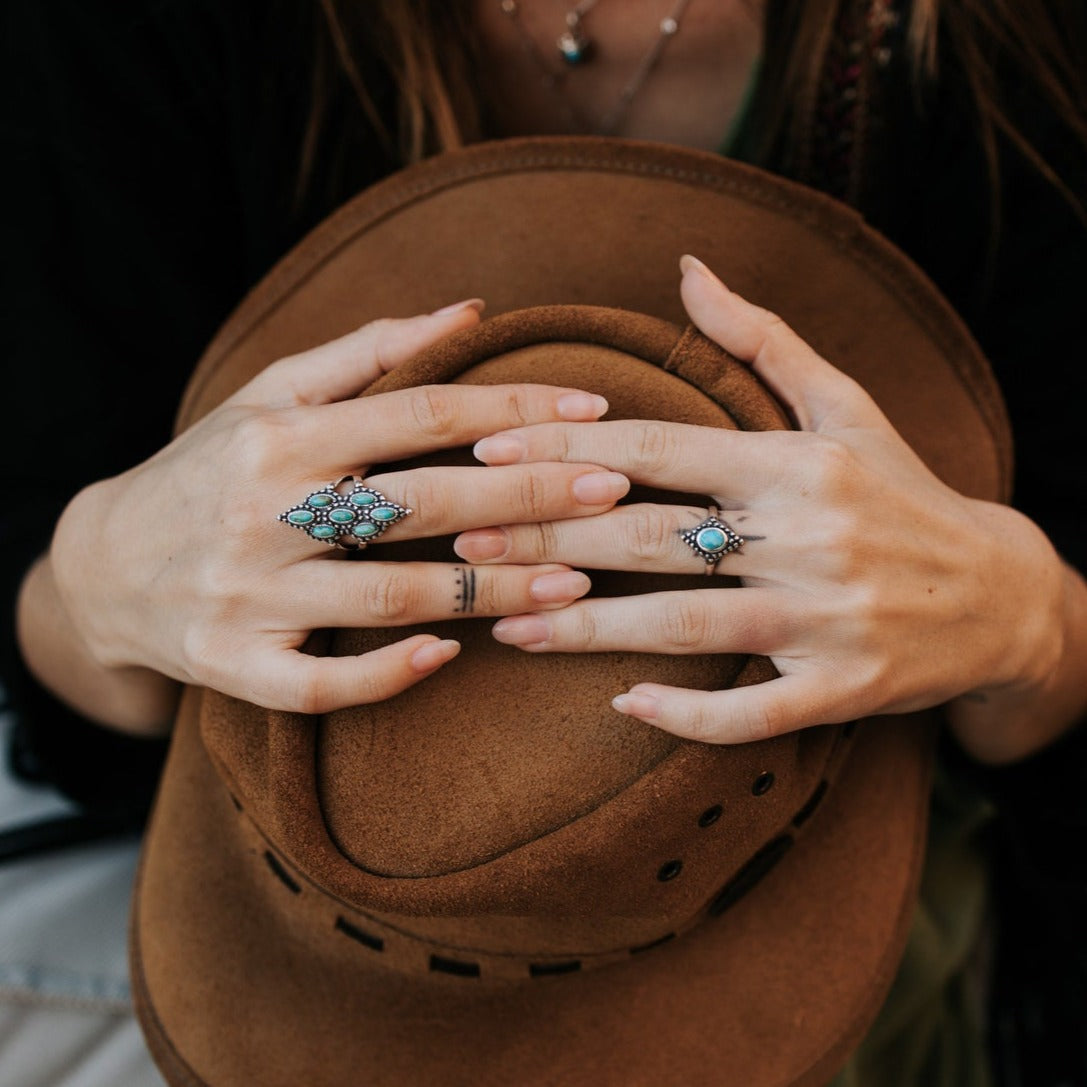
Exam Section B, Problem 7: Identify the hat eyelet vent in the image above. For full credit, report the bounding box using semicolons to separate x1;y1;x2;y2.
657;859;683;882
791;780;829;828
263;850;301;895
335;916;385;952
429;954;481;978
529;960;582;977
752;771;775;796
698;804;723;827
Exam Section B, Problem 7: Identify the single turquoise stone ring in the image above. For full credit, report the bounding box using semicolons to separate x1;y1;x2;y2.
280;476;412;550
679;506;744;574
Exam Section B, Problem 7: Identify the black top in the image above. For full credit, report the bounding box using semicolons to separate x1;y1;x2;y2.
2;1;1086;1077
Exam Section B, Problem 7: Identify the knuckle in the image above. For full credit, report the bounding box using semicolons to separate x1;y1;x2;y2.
633;422;676;475
360;570;417;623
533;518;560;558
807;509;866;581
555;426;575;462
200;549;257;605
682;702;722;744
628;505;676;562
229;410;296;477
761;311;790;337
470;572;501;614
285;664;333;716
392;474;438;525
347;668;389;707
659;596;715;650
516;470;550;520
800;436;857;498
845;653;896;713
408;385;459;440
574;606;602;649
744;702;787;744
842;579;883;628
504;388;531;428
366;318;401;370
178;621;224;682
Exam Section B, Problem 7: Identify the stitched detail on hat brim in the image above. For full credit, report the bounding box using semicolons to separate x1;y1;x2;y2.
230;741;853;980
263;850;302;895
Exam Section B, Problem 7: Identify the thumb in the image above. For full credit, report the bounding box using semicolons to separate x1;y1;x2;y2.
679;255;879;432
233;298;486;409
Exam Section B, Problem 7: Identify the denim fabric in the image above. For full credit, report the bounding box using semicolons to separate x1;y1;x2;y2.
0;708;163;1086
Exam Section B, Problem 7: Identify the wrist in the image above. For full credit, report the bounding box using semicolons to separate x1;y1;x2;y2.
50;476;135;670
17;484;180;737
949;513;1087;763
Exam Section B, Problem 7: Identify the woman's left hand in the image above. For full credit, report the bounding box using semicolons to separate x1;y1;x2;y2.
455;258;1078;761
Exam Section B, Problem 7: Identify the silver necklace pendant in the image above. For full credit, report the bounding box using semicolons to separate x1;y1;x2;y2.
557;14;593;63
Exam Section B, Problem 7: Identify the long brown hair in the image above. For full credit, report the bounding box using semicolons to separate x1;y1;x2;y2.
301;0;1087;217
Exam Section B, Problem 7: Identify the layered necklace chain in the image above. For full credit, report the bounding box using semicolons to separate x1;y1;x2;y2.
499;0;694;136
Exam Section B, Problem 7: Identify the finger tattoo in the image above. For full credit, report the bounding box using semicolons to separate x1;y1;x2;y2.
453;566;478;614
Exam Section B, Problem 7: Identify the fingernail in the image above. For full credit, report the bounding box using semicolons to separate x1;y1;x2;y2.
473;435;525;463
453;528;509;561
431;298;486;317
557;392;609;420
612;691;660;720
492;615;550;646
571;471;629;504
679;254;727;290
530;570;591;603
411;639;461;672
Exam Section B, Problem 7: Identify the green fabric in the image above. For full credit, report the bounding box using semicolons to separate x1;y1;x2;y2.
829;754;996;1087
720;56;764;157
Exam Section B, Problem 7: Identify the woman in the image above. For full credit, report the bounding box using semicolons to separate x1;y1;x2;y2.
5;1;1086;1082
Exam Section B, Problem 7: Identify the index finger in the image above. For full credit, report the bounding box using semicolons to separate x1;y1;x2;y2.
472;419;793;501
296;384;610;473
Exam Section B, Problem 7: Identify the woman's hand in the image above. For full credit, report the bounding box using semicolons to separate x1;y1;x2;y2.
455;261;1087;764
19;301;630;733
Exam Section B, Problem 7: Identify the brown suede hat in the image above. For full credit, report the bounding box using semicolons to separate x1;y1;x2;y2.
132;138;1011;1087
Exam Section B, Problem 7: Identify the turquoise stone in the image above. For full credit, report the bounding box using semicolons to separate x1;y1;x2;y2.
696;527;727;553
352;522;380;538
310;524;338;540
371;506;399;522
286;509;315;526
329;508;356;524
307;493;334;509
349;491;377;506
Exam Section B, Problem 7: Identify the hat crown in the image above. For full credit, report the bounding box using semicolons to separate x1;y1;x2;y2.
201;309;848;968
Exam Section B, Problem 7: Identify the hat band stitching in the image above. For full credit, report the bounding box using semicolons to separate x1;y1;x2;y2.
244;757;847;981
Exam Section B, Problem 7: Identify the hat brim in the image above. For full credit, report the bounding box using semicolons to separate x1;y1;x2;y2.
134;138;1008;1086
179;137;1010;503
133;687;929;1087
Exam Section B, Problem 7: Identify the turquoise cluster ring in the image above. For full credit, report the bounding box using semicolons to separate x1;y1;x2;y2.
679;506;744;574
279;476;412;550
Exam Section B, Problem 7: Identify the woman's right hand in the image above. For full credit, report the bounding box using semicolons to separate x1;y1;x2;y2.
31;302;625;729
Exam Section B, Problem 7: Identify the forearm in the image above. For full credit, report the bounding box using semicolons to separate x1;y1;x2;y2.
949;557;1087;766
16;552;180;738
